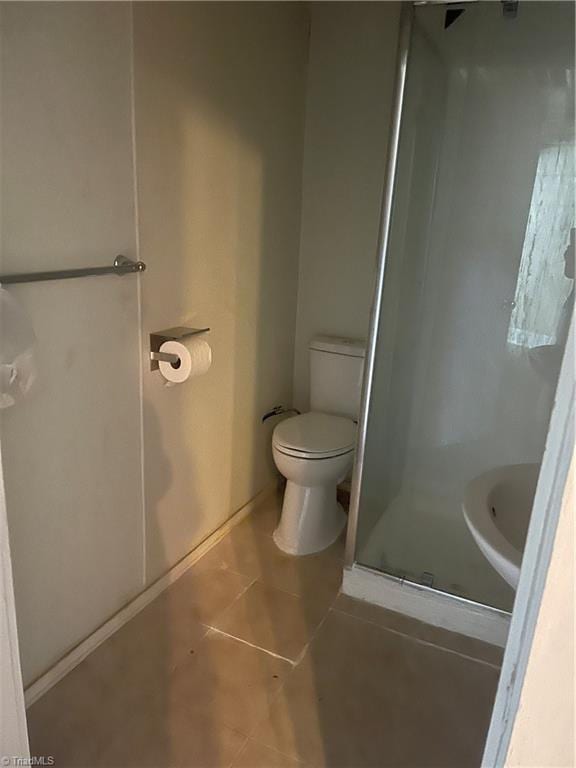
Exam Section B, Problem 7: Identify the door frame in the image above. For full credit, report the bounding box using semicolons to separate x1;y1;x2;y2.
0;435;29;758
482;319;574;766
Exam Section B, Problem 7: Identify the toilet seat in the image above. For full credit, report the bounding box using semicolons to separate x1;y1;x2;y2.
273;412;356;460
274;444;354;460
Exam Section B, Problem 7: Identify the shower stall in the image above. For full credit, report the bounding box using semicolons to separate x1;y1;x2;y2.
345;1;574;631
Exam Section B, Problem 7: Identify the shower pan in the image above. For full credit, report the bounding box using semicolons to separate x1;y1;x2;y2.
344;0;574;637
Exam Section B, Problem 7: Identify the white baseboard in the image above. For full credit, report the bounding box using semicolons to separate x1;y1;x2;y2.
342;564;510;648
24;482;279;708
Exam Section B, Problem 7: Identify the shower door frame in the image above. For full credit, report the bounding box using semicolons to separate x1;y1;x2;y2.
339;1;510;640
344;0;413;570
344;2;513;624
345;1;575;764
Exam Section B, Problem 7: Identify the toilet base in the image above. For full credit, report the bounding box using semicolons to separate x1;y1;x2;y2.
273;481;347;556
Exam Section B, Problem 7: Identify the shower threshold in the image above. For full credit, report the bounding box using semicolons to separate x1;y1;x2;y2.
342;562;511;648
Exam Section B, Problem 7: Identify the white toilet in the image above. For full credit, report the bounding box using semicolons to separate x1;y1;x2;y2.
272;336;365;555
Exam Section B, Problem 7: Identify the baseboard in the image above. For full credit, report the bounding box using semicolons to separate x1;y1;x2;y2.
24;481;279;708
342;564;510;648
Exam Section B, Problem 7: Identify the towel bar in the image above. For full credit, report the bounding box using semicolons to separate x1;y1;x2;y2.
0;255;145;285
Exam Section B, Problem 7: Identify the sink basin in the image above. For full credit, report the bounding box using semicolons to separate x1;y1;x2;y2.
463;463;540;589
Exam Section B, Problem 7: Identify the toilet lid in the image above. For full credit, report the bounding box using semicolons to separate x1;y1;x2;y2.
273;412;356;456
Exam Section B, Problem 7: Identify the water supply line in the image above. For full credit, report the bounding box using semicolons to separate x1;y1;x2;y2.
261;405;301;423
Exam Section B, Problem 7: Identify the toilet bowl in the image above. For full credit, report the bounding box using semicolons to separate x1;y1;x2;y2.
272;412;356;555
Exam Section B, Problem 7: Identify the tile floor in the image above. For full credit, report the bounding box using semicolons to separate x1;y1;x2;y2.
27;489;502;768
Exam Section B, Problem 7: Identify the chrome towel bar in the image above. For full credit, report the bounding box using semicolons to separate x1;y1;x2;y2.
0;255;146;285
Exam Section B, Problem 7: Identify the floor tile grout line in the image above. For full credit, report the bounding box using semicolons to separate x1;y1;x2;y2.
330;605;502;671
331;602;503;670
199;504;345;604
196;538;341;752
206;562;260;581
191;520;342;669
228;733;252;768
217;590;341;750
197;518;496;670
205;554;343;605
241;735;307;767
242;665;296;746
292;589;341;667
250;578;341;603
200;575;259;627
204;625;297;666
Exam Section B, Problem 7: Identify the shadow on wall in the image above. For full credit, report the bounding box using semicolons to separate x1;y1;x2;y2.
137;1;306;583
136;1;322;764
137;4;320;761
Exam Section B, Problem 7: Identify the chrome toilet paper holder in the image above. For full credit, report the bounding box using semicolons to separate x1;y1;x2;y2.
150;326;210;370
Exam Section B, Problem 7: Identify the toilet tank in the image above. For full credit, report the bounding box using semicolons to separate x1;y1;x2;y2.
309;336;366;419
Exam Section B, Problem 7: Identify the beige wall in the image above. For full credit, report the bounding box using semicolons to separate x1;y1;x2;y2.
0;2;143;684
1;0;397;682
1;0;403;685
292;2;400;410
0;1;309;682
133;2;308;581
505;457;575;767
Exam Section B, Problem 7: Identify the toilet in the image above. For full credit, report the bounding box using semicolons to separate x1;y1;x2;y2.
272;336;365;555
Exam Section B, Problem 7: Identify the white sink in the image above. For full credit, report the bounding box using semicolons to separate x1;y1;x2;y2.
463;463;540;589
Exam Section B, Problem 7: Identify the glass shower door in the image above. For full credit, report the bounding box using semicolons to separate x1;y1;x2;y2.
355;1;574;612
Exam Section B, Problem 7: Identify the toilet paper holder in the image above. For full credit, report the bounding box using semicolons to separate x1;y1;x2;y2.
150;326;210;370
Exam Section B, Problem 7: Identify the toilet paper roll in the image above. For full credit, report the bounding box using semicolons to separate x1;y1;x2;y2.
158;337;212;386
